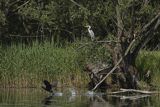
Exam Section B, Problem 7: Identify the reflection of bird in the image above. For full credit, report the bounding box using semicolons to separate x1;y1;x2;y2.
86;91;95;96
53;92;63;96
42;80;57;93
85;25;95;41
69;88;76;96
42;95;53;106
68;88;77;102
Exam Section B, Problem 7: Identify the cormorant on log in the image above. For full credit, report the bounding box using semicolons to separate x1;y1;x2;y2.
42;80;57;93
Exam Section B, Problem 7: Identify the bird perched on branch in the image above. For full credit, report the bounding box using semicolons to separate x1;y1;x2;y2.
42;80;57;93
85;25;95;41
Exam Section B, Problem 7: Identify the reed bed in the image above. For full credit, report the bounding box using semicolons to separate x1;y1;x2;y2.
0;42;82;88
0;41;110;88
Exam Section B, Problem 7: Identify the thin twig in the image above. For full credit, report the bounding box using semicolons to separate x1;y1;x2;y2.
13;0;31;12
9;34;45;38
69;0;88;10
76;40;118;50
76;43;90;51
141;12;160;33
96;41;119;43
9;0;21;7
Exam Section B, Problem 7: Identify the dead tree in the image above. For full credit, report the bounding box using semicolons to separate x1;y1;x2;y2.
91;1;160;90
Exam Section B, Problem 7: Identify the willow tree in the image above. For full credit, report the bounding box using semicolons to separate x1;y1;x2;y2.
92;0;160;90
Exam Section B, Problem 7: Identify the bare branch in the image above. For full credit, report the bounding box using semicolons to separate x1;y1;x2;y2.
9;34;44;38
132;12;160;56
69;0;88;10
131;0;135;37
13;0;31;12
116;5;124;38
96;40;119;43
140;12;160;34
9;0;21;7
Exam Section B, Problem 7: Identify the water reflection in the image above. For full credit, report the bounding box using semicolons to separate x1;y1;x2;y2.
0;88;159;107
42;95;53;106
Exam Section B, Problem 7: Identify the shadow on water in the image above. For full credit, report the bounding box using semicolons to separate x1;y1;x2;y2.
42;95;53;106
0;88;160;107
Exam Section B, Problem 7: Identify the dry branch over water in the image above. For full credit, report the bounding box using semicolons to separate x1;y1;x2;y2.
109;88;160;94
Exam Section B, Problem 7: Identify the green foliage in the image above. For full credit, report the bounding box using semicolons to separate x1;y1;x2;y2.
0;0;159;44
0;0;116;40
19;1;40;20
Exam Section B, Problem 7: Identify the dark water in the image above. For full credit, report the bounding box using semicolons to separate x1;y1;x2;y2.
0;88;160;107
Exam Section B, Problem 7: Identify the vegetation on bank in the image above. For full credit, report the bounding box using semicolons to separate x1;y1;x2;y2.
0;41;159;88
136;51;160;86
0;41;111;88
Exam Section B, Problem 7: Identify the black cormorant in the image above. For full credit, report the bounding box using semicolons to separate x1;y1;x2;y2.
42;80;55;93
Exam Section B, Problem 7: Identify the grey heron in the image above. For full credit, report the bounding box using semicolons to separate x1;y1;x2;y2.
85;25;95;41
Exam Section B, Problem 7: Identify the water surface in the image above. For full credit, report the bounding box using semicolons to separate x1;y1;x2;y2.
0;88;159;107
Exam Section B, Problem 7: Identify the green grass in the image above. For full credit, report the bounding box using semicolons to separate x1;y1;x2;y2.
0;41;110;88
0;42;82;87
136;51;160;86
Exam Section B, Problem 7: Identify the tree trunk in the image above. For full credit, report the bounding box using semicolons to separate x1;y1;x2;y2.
90;1;160;91
114;2;160;89
113;1;138;89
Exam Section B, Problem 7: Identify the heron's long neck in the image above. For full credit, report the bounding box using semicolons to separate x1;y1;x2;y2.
88;26;91;30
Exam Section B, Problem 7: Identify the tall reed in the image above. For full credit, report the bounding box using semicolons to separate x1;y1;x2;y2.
0;42;79;87
0;40;110;88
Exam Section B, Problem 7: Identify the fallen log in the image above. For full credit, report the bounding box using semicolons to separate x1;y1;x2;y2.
120;88;160;94
108;88;160;94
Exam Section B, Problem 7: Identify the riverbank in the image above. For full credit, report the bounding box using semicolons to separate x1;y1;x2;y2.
0;42;160;88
